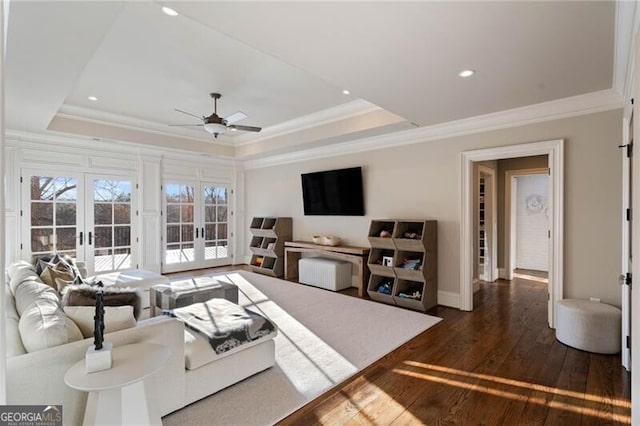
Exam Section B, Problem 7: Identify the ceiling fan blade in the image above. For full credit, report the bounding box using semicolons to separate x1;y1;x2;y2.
168;123;204;127
174;108;203;120
224;111;248;124
228;124;262;132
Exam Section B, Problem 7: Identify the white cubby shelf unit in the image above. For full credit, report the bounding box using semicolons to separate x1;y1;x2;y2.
366;220;437;312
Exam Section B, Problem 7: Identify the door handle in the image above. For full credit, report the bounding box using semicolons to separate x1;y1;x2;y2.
196;227;199;238
79;231;84;246
202;227;205;239
88;232;93;245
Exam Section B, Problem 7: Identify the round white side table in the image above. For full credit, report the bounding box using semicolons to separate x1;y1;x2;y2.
65;342;170;426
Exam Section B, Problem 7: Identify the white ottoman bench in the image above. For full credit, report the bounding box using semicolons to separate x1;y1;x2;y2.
87;269;170;309
555;299;621;354
299;257;352;291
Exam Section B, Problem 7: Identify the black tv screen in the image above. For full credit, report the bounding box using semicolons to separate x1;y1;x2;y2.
301;167;365;216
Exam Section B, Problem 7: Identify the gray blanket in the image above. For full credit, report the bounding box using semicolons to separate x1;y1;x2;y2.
170;298;277;354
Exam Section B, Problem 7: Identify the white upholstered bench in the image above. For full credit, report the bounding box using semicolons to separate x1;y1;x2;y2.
298;257;352;291
555;299;621;354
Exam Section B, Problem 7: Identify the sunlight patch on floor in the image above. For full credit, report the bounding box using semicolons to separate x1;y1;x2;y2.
512;271;549;284
318;378;423;425
215;273;358;398
403;361;630;408
393;362;630;423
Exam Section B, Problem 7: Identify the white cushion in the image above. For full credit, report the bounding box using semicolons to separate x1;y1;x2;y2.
5;288;26;357
87;269;169;292
6;316;26;357
13;279;59;316
183;328;276;370
87;269;169;309
18;299;83;352
7;261;39;295
64;305;136;338
6;286;19;322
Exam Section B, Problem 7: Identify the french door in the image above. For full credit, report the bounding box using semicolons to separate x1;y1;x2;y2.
84;175;135;274
162;181;231;273
23;170;136;275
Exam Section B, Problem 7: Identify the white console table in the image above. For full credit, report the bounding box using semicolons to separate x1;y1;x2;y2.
65;342;170;426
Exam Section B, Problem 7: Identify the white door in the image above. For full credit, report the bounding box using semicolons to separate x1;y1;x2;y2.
621;113;633;371
85;176;136;275
201;184;231;265
22;171;137;274
23;172;83;261
162;181;232;273
515;174;549;272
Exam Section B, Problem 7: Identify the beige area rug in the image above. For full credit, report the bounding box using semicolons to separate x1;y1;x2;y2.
162;270;441;426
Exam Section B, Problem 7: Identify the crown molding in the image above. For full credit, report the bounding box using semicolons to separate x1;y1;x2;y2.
57;100;380;149
5;129;236;165
5;128;159;157
57;104;232;146
234;99;381;146
243;89;623;169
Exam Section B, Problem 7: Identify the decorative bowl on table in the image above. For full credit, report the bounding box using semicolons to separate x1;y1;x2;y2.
312;235;341;246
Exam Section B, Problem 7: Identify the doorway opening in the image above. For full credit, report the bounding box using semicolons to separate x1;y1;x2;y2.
461;139;564;328
508;169;550;280
474;164;497;285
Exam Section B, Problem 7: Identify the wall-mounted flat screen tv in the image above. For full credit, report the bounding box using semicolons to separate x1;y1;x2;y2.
301;166;365;216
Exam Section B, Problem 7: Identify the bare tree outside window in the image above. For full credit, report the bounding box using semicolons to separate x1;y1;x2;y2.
30;176;78;256
28;176;133;272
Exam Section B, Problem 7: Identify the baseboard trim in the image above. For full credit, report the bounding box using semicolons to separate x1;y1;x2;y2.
498;268;508;279
438;291;460;309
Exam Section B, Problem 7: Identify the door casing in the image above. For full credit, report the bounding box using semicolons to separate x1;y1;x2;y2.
461;139;564;328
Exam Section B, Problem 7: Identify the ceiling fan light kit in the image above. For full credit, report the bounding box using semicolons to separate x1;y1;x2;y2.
171;92;262;138
204;122;226;136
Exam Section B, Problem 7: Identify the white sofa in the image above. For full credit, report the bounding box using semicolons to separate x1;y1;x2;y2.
5;261;276;425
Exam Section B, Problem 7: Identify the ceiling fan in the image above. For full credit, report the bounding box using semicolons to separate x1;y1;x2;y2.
170;92;262;138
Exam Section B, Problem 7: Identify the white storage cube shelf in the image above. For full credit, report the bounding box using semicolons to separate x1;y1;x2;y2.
298;257;352;291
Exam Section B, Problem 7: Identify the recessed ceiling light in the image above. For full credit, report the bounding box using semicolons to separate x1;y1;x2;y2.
342;89;350;95
458;69;475;78
162;6;178;16
88;96;98;101
230;128;237;132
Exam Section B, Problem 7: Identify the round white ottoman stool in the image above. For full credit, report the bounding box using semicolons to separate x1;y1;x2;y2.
555;299;621;354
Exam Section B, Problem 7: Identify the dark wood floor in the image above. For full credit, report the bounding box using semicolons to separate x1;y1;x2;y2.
167;266;631;425
279;275;631;425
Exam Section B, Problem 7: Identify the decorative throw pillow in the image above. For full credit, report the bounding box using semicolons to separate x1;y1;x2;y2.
33;254;60;275
64;305;136;338
54;277;75;294
61;283;143;319
40;266;74;290
34;254;84;285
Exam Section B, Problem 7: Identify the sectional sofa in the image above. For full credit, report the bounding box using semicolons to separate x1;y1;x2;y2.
5;261;276;425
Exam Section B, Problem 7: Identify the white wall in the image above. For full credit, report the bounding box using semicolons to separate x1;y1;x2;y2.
244;109;623;306
515;174;549;271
